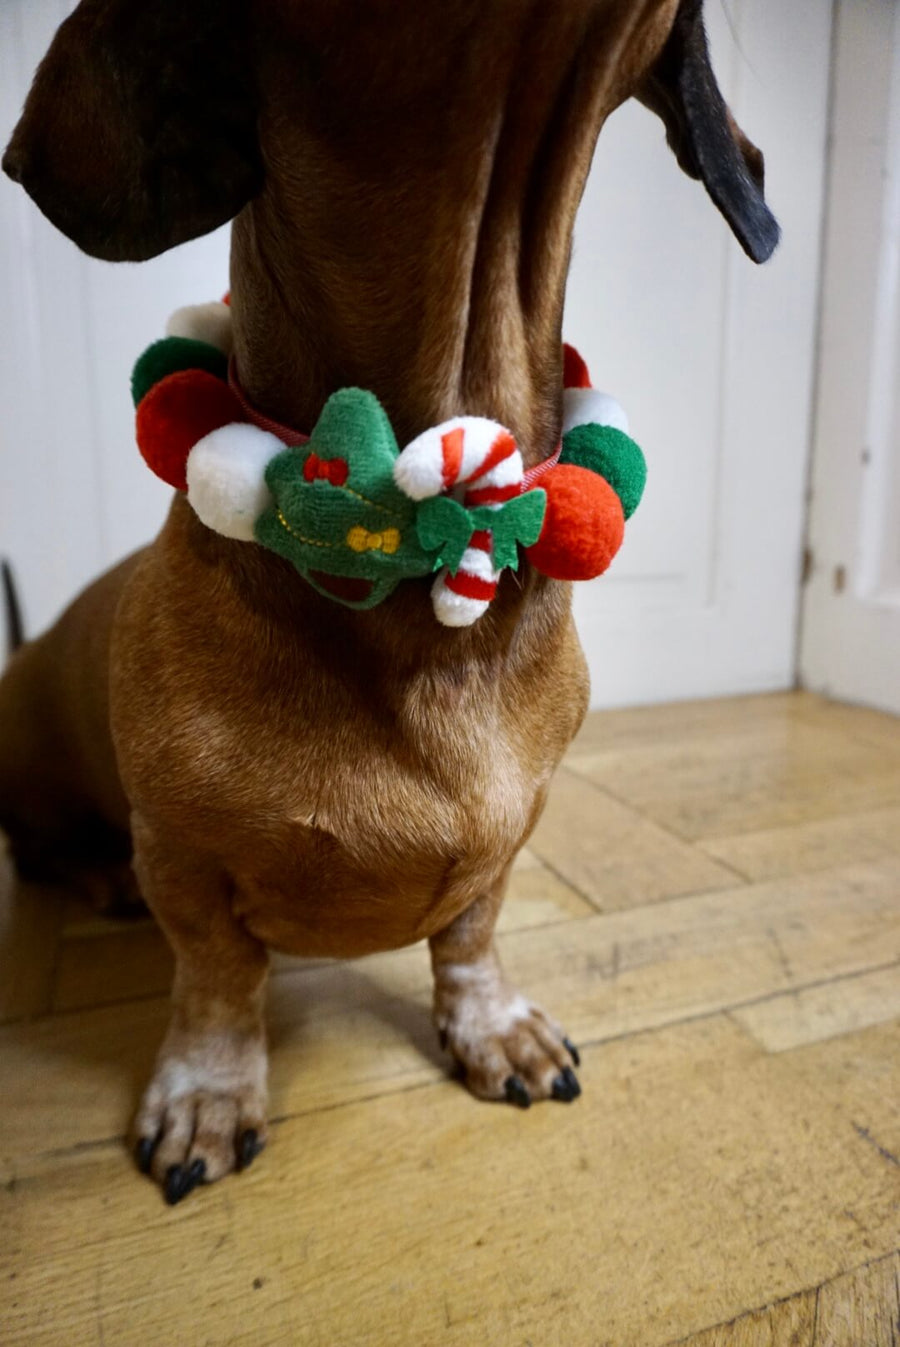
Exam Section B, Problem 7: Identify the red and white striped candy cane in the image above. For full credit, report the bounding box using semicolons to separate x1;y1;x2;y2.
394;417;523;626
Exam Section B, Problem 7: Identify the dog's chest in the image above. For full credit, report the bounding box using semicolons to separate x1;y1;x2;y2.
112;528;587;958
165;668;543;957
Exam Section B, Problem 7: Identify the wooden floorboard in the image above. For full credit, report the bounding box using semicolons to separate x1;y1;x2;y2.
699;808;900;884
2;691;900;1345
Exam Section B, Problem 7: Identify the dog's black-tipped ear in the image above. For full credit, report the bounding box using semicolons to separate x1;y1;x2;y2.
2;0;263;263
637;0;780;263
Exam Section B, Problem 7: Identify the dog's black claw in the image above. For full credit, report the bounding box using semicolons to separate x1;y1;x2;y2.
164;1164;189;1206
238;1128;264;1171
438;1029;448;1051
504;1075;531;1109
173;1157;205;1202
563;1037;581;1068
135;1137;156;1175
551;1066;582;1103
187;1157;206;1187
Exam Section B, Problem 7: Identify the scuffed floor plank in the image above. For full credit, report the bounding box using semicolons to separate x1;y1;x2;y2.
6;1017;900;1347
530;767;736;910
733;964;900;1053
813;1252;900;1347
675;1291;817;1346
566;693;810;757
700;809;900;883
568;723;900;842
793;698;900;753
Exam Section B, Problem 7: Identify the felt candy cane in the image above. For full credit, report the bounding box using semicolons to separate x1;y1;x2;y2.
394;417;524;627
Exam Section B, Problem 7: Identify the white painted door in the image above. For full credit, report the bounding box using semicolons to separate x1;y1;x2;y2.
800;0;900;715
1;1;833;709
567;0;833;706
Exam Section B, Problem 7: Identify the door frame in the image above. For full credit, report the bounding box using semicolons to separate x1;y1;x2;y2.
800;0;900;714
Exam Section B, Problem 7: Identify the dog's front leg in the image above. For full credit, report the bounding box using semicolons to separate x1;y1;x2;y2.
130;816;269;1204
429;873;581;1109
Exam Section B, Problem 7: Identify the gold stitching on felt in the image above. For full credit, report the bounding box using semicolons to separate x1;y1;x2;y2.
275;508;340;549
338;484;402;519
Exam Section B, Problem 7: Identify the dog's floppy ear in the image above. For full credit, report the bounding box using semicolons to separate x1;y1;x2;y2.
637;0;779;263
2;0;263;263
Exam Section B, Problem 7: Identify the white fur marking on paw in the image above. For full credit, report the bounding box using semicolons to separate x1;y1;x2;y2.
153;1035;268;1103
438;962;533;1051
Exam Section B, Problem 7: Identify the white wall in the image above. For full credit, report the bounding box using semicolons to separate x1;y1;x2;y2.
801;0;900;715
0;1;834;708
0;0;231;641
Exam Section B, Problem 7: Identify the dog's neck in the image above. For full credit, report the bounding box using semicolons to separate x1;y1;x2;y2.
229;3;666;463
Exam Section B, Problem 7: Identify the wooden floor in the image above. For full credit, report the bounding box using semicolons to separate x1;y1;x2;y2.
3;691;900;1346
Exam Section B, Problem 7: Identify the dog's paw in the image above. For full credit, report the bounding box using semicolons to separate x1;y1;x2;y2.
435;964;581;1108
133;1032;268;1204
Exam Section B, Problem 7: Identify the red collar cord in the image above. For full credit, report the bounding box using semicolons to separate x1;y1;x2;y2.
229;357;561;487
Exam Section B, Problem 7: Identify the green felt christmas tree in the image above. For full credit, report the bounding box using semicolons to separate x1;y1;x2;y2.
255;388;437;608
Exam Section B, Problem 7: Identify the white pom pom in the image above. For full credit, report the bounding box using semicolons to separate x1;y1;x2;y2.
562;387;629;436
167;302;233;356
186;423;283;541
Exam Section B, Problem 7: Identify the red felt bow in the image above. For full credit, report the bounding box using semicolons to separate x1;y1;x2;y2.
303;452;349;486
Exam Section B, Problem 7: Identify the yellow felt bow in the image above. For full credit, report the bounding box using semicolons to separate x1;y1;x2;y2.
346;525;401;555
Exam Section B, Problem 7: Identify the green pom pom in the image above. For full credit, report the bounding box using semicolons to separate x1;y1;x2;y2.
131;337;228;408
560;424;647;520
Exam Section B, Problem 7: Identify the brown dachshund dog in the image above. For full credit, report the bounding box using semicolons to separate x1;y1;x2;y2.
1;0;777;1203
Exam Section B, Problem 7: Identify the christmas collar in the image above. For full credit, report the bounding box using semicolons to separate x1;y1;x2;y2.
229;356;563;493
132;301;646;626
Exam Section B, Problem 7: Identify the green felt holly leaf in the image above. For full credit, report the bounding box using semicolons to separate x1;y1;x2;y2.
416;489;547;574
255;388;437;609
560;424;646;520
487;491;546;568
416;496;473;573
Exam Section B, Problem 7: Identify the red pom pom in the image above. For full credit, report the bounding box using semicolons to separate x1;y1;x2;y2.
563;343;592;390
136;370;243;490
525;463;625;581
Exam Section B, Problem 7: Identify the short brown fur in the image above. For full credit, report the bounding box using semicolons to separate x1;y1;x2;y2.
0;0;774;1198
